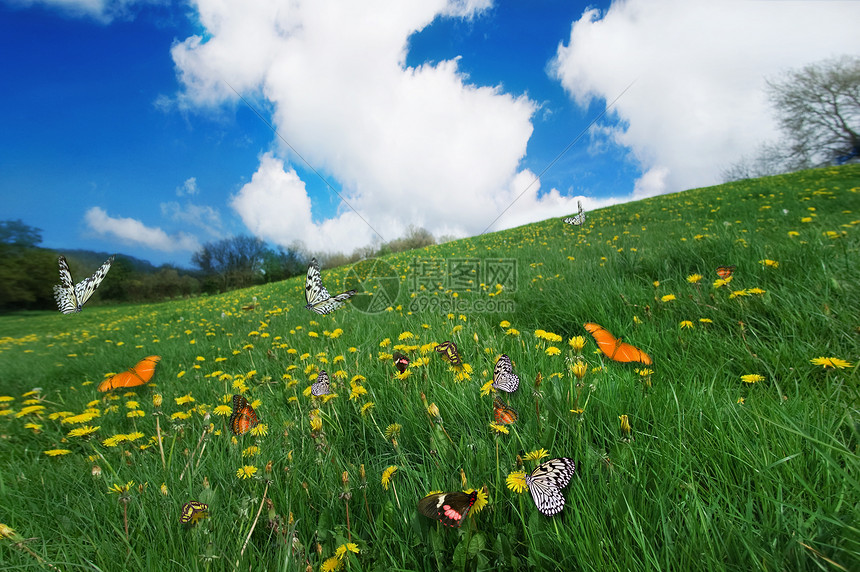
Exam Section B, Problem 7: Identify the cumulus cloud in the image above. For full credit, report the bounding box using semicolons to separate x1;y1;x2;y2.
6;0;152;22
170;0;561;252
550;0;860;197
85;207;200;252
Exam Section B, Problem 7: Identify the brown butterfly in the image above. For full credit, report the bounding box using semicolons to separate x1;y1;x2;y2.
229;395;260;435
716;265;736;279
493;396;518;425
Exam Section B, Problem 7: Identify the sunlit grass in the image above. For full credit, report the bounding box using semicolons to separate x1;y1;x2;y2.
0;164;858;570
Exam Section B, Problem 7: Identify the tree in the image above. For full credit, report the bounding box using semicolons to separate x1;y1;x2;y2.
191;235;267;291
0;220;42;247
767;55;860;170
722;55;860;182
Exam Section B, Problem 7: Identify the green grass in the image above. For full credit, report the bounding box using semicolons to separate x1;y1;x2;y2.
1;164;858;571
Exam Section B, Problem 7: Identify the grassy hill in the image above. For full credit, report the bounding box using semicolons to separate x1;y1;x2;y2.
0;164;858;570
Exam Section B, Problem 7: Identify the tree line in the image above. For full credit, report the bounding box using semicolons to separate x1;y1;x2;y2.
0;220;438;312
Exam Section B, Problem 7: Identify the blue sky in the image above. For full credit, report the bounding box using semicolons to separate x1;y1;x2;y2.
2;0;858;268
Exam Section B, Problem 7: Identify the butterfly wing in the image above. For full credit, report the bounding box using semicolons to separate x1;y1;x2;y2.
435;341;462;366
72;255;114;311
525;458;576;516
53;256;78;314
97;355;161;392
229;394;259;435
311;370;331;396
393;352;410;374
304;258;356;314
179;501;209;525
417;491;477;527
305;258;331;306
493;396;518;424
584;323;651;365
308;290;357;315
716;265;736;279
492;354;520;392
563;201;585;226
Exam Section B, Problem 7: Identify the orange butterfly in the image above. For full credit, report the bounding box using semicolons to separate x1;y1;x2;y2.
229;394;260;435
97;355;161;392
493;396;518;425
583;323;652;365
716;265;736;279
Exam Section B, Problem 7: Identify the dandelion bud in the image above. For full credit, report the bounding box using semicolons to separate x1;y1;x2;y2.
571;361;588;380
342;471;349;486
160;483;168;496
265;460;273;474
460;468;467;489
152;394;163;408
427;403;440;418
619;414;631;436
359;464;366;484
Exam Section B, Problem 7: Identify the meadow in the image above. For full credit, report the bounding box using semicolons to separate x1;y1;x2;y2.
0;164;858;571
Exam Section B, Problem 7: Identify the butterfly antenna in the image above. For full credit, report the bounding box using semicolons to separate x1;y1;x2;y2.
480;79;637;235
222;79;387;243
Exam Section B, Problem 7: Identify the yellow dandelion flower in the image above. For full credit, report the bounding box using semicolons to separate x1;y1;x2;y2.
499;320;511;328
523;448;549;462
568;336;586;352
505;328;520;336
126;410;145;418
810;357;852;369
687;274;702;284
479;379;495;396
0;523;19;539
242;446;259;457
545;346;561;356
660;294;676;302
468;487;488;514
506;471;527;494
171;411;192;420
68;425;100;438
250;423;268;437
44;449;72;457
321;556;343;572
729;289;750;299
679;321;694;329
125;432;144;442
236;465;257;479
489;422;509;434
741;374;763;384
759;259;779;268
213;404;232;416
360;402;375;416
699;318;713;324
381;465;398;490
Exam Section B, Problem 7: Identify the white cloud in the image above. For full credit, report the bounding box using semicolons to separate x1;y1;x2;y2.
176;177;199;197
85;206;200;252
171;0;562;253
550;0;860;197
160;200;223;236
6;0;152;22
230;153;376;253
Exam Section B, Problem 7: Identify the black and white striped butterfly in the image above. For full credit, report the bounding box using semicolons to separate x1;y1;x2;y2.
311;370;330;396
417;490;477;527
305;258;357;315
492;354;519;393
526;457;576;516
53;255;115;314
563;200;586;227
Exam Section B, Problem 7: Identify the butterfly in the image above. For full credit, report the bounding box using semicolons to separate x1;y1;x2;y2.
305;257;357;315
492;354;520;393
493;396;518;425
563;200;586;226
393;352;410;374
179;501;209;525
583;323;652;365
417;490;478;528
53;255;115;314
311;370;331;396
526;457;576;516
229;394;260;435
97;356;161;392
434;341;462;366
716;265;736;279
